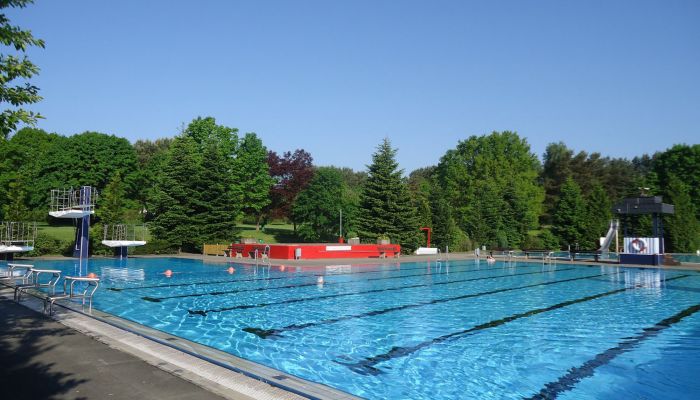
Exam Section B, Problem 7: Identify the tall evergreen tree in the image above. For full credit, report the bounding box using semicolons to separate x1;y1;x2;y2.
97;172;126;226
233;132;273;230
430;183;457;250
357;139;420;251
195;143;240;243
552;177;588;249
665;175;700;253
150;136;202;251
584;182;612;249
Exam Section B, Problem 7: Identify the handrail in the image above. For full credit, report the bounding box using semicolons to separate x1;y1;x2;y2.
44;276;100;315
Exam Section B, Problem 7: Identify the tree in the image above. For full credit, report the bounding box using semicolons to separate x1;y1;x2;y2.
552;177;589;249
293;167;350;242
654;144;700;218
150;136;203;251
436;131;543;249
357;138;421;251
233;132;273;230
267;149;314;229
430;183;457;250
97;172;126;226
664;175;700;253
0;0;45;139
1;174;28;220
195;142;240;243
584;182;612;249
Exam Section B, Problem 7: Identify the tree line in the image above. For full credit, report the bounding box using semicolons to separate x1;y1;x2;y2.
0;120;698;254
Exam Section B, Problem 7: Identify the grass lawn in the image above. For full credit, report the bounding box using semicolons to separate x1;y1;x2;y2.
237;222;299;244
37;223;76;241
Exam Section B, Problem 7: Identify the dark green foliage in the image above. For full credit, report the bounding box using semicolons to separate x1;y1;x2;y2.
584;182;612;249
150;136;202;251
195;143;240;243
436;131;543;249
0;0;45;138
293;167;352;242
97;172;126;226
552;178;589;249
357;139;421;251
233;132;273;229
654;144;700;218
430;183;457;250
664;175;700;252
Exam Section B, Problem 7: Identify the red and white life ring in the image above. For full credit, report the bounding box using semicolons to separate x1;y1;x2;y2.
630;238;646;253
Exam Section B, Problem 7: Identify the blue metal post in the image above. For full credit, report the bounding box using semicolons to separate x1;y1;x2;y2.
72;186;91;259
117;246;128;258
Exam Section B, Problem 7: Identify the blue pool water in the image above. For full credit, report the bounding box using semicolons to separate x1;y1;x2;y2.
8;257;700;399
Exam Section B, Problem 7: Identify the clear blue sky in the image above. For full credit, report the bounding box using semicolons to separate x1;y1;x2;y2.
8;0;700;172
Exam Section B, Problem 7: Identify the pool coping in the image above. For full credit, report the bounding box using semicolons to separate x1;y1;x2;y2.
1;287;362;400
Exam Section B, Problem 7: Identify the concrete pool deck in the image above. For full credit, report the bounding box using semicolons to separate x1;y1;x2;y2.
3;252;699;400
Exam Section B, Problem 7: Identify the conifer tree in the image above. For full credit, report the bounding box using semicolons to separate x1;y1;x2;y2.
430;183;456;250
665;175;700;252
552;177;588;249
293;167;347;242
357;139;420;251
233;132;273;230
196;143;240;243
150;136;202;251
97;172;126;226
584;182;612;249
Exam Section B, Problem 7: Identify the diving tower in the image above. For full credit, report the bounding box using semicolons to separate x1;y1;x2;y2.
101;224;147;258
0;221;36;260
49;186;97;258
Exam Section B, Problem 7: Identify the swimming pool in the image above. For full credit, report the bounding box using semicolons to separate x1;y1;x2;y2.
12;257;700;399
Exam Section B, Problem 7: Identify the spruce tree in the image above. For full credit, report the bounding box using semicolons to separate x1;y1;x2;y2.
665;175;700;252
233;133;273;230
357;139;420;251
150;136;203;251
552;177;588;249
430;183;456;250
584;182;612;249
97;172;126;226
196;143;240;243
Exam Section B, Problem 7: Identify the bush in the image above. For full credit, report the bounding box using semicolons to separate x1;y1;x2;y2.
130;239;178;255
450;227;473;252
26;232;72;256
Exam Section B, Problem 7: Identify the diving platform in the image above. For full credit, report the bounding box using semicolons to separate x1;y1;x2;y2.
102;224;148;258
0;222;36;259
101;240;147;247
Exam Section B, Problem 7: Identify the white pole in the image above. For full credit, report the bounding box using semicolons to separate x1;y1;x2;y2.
339;209;343;238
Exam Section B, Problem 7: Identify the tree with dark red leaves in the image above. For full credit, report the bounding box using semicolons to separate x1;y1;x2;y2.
267;149;314;231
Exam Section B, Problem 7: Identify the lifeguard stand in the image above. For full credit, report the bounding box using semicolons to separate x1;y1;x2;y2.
101;224;147;258
49;186;97;258
0;221;37;261
613;196;674;266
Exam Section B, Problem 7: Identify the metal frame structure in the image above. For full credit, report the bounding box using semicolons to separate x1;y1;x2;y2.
101;224;147;258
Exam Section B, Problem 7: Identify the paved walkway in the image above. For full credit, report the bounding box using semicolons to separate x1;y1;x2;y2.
0;296;224;400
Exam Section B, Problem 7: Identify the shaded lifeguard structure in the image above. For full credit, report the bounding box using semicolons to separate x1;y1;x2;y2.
0;221;36;260
101;224;147;258
49;186;97;258
613;196;674;266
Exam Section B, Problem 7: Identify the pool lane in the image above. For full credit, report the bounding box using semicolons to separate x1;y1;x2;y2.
187;267;578;316
524;300;700;400
146;264;553;302
339;274;692;375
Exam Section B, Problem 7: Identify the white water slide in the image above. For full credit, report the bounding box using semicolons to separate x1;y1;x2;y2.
598;219;620;252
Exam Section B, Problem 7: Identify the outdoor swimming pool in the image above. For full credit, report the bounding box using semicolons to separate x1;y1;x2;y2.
12;257;700;399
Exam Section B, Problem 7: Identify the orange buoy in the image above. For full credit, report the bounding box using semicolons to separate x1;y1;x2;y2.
87;272;97;279
164;269;173;277
227;266;235;274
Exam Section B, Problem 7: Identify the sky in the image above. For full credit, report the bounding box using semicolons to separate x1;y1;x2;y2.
7;0;700;172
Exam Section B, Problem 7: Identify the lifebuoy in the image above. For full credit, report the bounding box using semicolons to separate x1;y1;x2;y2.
630;238;646;253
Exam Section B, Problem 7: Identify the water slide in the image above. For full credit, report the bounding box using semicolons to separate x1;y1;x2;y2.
598;219;619;252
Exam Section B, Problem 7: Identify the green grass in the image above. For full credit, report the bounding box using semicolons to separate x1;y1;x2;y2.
237;222;299;244
37;223;76;242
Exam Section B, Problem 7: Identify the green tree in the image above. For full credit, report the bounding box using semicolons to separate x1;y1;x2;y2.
233;132;273;230
150;136;203;251
584;182;612;249
430;183;458;250
195;142;240;243
654;144;700;218
552;177;589;249
357;138;421;251
436;131;543;249
664;175;700;253
1;175;29;220
0;0;45;139
97;172;126;226
293;167;350;242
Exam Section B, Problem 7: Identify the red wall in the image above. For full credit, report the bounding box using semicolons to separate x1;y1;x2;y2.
227;243;401;260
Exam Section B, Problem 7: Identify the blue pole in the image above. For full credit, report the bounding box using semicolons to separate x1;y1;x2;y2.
72;186;91;259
